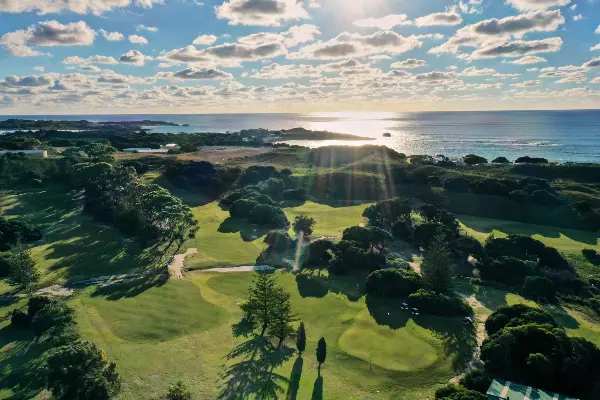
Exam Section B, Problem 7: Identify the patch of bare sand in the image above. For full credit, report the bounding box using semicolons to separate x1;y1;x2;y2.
169;248;198;279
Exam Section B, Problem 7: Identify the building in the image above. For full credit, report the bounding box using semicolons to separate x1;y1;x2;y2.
487;379;579;400
0;150;48;158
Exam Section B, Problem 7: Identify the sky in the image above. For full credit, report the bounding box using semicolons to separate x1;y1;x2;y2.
0;0;600;114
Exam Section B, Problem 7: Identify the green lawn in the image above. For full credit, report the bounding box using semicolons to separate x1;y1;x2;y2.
284;201;371;238
68;270;474;400
458;214;600;254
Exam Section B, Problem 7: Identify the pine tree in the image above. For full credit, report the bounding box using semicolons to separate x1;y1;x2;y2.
240;272;278;336
316;337;327;375
8;243;40;295
296;322;306;355
268;288;297;348
420;232;454;294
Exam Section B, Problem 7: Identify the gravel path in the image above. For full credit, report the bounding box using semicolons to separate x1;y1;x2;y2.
168;248;198;279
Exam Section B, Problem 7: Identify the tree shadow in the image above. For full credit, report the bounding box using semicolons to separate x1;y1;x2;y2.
365;294;411;330
295;270;367;302
543;304;580;330
583;251;600;266
0;326;49;399
285;357;303;400
89;269;169;301
217;334;294;400
218;217;274;242
295;274;328;299
311;376;323;400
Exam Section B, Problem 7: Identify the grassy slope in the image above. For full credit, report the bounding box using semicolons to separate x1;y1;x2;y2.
75;271;474;400
458;214;600;254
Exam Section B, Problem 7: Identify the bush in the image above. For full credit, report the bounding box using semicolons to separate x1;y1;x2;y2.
229;199;260;219
365;268;423;298
0;217;43;251
282;187;309;201
444;177;471;192
11;309;29;328
248;205;289;227
463;154;488;165
391;219;413;241
166;380;192;400
485;304;556;336
265;178;285;199
28;296;53;318
341;226;371;248
0;252;11;277
31;301;75;336
492;157;510;164
459;369;492;394
264;231;294;253
515;156;548;164
303;239;336;266
408;289;471;316
386;255;410;269
469;179;510;196
219;187;261;208
435;384;488;400
521;276;557;302
479;256;537;285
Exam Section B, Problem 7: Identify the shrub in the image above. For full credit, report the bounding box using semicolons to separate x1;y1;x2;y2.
413;222;453;248
485;304;556;336
531;190;562;208
248;205;289;227
341;226;371;248
385;255;410;269
479;256;537;285
219;186;261;208
515;156;549;164
229;199;260;219
391;219;413;241
492;157;510;164
11;309;29;328
408;289;471;316
0;252;11;277
0;217;43;251
444;177;471;192
463;154;488;165
537;246;569;270
31;301;75;336
265;178;285;199
303;239;336;266
459;369;493;394
166;380;192;400
521;276;557;302
435;384;487;400
469;179;510;196
282;187;309;201
264;231;294;253
365;268;423;298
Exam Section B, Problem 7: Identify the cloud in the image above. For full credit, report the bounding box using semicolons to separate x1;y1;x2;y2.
289;31;422;60
583;58;600;68
0;0;164;15
414;11;462;27
597;25;600;34
0;21;96;56
592;44;600;52
172;68;233;80
573;14;583;22
1;75;53;87
414;71;458;84
33;66;45;72
353;14;411;30
390;59;426;69
99;30;124;41
215;0;309;26
193;35;218;45
63;55;118;64
459;67;497;76
237;24;320;48
512;79;542;87
250;63;320;79
512;55;547;64
160;42;286;66
505;0;571;11
467;37;563;60
129;35;148;44
137;25;159;32
119;50;153;66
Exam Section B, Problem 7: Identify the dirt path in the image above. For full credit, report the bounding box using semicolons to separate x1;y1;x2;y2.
451;293;488;382
168;248;198;279
201;265;275;273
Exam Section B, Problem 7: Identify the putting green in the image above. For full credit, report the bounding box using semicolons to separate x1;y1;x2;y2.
338;310;438;372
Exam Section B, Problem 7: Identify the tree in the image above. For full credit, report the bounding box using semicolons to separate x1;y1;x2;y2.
341;226;371;249
46;340;121;400
463;154;488;165
268;288;297;348
166;380;192;400
31;300;75;336
7;244;40;294
266;178;285;199
296;322;306;355
229;198;260;219
366;268;423;298
0;217;43;251
83;142;117;163
316;337;327;375
521;276;557;302
420;233;454;294
241;272;279;336
492;157;511;164
293;215;316;238
368;227;392;253
248;204;289;227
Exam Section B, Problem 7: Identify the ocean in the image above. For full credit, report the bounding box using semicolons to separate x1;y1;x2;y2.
2;110;600;163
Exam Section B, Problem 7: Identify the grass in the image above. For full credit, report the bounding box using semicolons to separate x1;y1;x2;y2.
284;201;371;238
69;270;474;400
458;214;600;254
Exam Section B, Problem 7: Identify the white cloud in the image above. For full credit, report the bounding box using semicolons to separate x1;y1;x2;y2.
99;30;124;41
137;25;159;32
63;55;118;64
33;66;45;72
353;14;411;30
414;11;462;27
583;57;600;68
129;35;148;44
160;41;286;66
512;55;547;64
216;0;309;27
289;31;422;60
505;0;571;11
172;67;233;80
414;71;458;84
390;59;426;69
0;21;95;55
193;35;218;45
119;50;153;66
3;44;42;57
596;25;600;34
465;37;564;60
460;67;497;76
512;80;542;87
573;14;583;22
250;63;321;79
592;44;600;52
0;0;164;15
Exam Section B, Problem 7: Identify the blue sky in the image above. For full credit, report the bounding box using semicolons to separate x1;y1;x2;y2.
0;0;599;114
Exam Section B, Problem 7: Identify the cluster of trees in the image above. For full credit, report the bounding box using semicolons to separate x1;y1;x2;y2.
222;185;290;228
0;217;42;251
72;162;198;252
481;304;600;399
165;161;240;198
11;296;121;400
474;234;582;303
461;154;549;166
